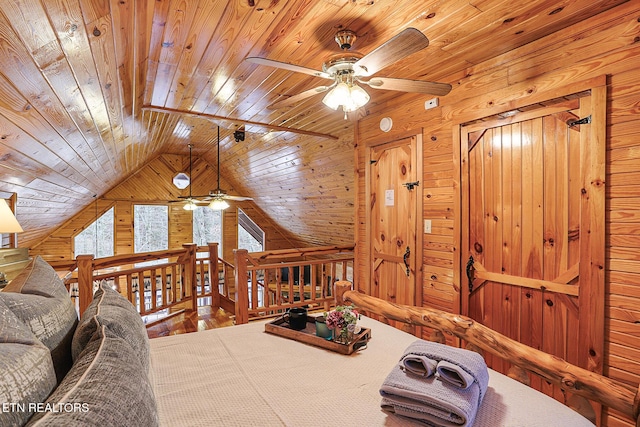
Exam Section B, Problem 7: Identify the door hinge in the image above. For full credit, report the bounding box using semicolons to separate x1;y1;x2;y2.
402;181;420;190
568;115;591;127
369;159;377;164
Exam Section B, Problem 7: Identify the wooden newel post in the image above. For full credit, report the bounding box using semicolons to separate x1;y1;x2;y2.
208;242;220;308
183;244;198;311
334;280;352;306
234;249;249;325
76;254;95;316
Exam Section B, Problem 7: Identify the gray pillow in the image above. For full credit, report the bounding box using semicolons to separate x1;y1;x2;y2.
26;323;158;426
0;298;57;427
72;280;150;372
0;256;78;382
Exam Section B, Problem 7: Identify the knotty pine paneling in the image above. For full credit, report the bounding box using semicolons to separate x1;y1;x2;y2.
355;3;640;426
1;0;627;252
30;154;300;262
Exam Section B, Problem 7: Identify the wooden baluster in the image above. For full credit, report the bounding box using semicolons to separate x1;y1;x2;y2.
150;268;156;311
208;243;220;308
310;264;317;303
161;266;168;307
182;244;198;311
298;266;304;304
234;249;249;324
76;254;95;316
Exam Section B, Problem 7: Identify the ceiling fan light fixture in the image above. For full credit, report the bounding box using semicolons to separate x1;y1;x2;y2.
322;81;369;113
209;198;230;211
346;84;370;111
183;199;198;211
322;82;349;110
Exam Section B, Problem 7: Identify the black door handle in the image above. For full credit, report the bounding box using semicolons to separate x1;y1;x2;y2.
403;246;410;277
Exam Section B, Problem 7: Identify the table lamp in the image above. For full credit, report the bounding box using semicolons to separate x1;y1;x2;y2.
0;198;23;286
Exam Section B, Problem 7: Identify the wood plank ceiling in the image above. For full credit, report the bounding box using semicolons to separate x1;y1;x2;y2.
0;0;628;249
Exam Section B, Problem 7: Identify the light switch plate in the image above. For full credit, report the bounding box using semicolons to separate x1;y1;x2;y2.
425;98;439;110
424;219;432;234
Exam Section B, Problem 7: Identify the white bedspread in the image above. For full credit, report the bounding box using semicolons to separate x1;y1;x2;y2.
149;316;595;427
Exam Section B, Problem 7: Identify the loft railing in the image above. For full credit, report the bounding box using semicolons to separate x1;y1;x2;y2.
49;243;354;326
233;245;355;324
51;243;229;320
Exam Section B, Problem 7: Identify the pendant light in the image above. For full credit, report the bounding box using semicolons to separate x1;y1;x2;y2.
183;144;197;211
209;126;229;211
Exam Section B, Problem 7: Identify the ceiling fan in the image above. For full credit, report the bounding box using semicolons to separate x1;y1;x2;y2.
246;28;451;116
176;127;253;211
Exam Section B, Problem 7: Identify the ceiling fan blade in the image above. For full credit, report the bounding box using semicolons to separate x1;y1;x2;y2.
223;195;254;201
246;57;332;80
353;28;430;77
363;77;452;96
269;85;332;109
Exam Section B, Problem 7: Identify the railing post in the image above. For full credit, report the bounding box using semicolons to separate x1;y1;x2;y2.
334;280;352;307
208;242;220;308
234;249;249;324
76;254;95;316
183;243;198;311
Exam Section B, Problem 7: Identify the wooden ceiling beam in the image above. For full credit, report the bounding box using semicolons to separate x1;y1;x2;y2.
141;106;339;140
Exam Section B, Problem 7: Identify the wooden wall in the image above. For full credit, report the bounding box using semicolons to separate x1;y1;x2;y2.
30;154;304;262
355;3;639;426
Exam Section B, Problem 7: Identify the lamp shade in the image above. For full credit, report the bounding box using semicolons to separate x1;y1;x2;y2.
321;81;369;113
209;198;230;211
0;199;23;233
183;200;198;211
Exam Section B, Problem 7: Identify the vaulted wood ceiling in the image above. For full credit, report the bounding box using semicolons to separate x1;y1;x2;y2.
0;0;627;249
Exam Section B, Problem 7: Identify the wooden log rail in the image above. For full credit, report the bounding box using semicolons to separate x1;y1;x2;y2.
51;243;231;318
234;245;355;324
334;282;640;427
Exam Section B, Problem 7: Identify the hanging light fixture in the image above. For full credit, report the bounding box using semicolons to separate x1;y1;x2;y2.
208;198;229;211
183;144;197;211
321;71;370;118
209;126;229;211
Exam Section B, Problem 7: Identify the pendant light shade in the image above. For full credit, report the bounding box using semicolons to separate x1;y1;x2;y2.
208;198;230;211
321;79;370;113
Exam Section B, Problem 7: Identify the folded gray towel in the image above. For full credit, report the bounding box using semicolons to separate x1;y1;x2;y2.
400;354;437;377
380;340;489;427
437;360;475;390
401;340;489;400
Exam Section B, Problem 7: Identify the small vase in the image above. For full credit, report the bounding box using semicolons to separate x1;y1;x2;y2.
315;316;332;340
333;327;353;344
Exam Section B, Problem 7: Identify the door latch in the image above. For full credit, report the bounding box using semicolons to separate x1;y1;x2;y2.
403;181;420;190
403;246;411;277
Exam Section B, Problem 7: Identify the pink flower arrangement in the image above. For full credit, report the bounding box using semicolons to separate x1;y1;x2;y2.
325;305;360;331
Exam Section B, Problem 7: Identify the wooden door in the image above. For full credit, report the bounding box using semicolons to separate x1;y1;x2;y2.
460;94;605;408
369;136;419;328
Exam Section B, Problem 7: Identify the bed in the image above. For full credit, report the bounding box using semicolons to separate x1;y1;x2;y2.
1;257;638;426
151;314;595;426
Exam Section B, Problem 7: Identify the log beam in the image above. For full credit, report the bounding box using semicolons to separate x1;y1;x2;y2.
334;284;640;425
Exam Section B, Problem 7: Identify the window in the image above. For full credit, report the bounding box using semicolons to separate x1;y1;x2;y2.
134;205;168;253
192;206;222;249
238;209;263;252
74;207;114;258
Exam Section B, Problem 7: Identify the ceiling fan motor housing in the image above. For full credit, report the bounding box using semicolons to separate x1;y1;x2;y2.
335;29;357;50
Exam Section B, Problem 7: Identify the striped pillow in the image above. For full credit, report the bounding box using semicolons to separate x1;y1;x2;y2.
72;280;150;373
26;324;158;427
1;256;78;382
0;298;57;427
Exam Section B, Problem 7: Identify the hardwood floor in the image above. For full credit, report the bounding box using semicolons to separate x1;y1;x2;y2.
146;306;235;339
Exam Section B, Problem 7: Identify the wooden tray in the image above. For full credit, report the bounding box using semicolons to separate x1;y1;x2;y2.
265;316;371;355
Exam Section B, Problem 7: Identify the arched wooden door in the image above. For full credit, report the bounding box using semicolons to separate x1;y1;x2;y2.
369;136;420;329
460;92;605;408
